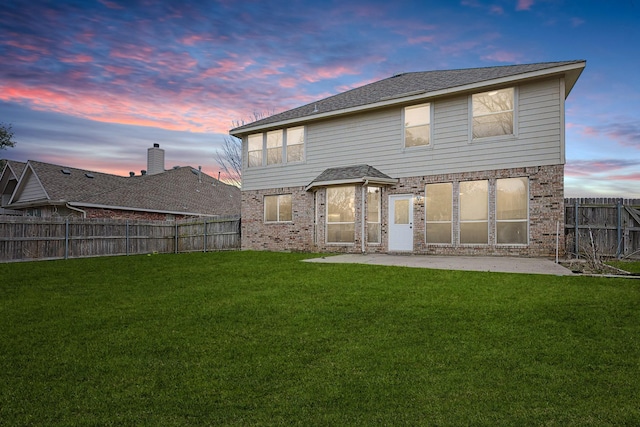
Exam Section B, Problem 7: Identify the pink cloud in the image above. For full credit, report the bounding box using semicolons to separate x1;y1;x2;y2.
481;50;523;63
59;54;94;64
516;0;534;11
408;35;435;45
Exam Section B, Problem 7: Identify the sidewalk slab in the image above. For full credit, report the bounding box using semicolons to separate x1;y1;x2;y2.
304;254;575;276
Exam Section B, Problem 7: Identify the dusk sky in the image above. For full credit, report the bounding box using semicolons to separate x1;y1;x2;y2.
1;0;639;197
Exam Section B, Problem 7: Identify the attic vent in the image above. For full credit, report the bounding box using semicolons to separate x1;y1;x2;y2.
85;173;94;178
61;169;71;175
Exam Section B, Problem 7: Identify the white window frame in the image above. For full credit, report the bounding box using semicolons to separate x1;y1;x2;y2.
266;130;283;166
247;133;264;168
326;186;355;245
469;87;517;142
366;187;381;244
403;103;433;149
425;182;453;245
264;194;292;223
285;126;305;163
247;126;306;168
496;177;529;245
459;180;489;245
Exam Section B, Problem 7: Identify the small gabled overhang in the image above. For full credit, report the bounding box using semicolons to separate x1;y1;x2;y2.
8;162;50;205
305;164;397;192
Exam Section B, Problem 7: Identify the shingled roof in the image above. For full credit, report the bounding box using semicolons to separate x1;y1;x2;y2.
6;160;240;217
305;164;397;191
230;60;585;135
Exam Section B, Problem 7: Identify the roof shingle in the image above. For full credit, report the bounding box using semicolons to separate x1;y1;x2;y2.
230;60;585;134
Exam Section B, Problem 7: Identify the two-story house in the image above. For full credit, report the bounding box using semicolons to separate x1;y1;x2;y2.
230;60;586;257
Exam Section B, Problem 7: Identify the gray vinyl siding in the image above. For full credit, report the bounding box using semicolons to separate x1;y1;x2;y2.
242;77;563;191
14;173;47;202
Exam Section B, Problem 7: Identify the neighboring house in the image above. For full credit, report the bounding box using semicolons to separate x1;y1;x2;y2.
0;147;240;219
230;60;586;257
0;160;26;215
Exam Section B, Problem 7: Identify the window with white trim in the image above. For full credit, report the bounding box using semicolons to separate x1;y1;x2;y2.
496;177;528;244
248;133;263;168
472;88;514;139
326;186;355;243
247;126;306;167
264;194;292;222
426;183;452;244
367;187;381;244
404;103;431;147
459;180;488;244
266;130;283;165
286;126;305;163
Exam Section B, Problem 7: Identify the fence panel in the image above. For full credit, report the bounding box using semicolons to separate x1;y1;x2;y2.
0;216;240;263
565;198;640;259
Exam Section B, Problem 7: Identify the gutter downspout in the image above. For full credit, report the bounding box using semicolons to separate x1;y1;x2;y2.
66;203;86;219
362;180;369;253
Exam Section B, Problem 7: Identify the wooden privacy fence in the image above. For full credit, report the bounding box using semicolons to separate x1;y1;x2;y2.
565;198;640;260
0;216;240;263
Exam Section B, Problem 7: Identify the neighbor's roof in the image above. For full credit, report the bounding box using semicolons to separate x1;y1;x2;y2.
2;160;27;179
230;60;586;135
305;164;397;191
8;160;240;217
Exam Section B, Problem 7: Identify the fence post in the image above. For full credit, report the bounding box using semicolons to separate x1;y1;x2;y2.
574;199;579;258
203;219;207;253
65;218;69;260
617;200;622;259
175;221;179;254
126;220;129;256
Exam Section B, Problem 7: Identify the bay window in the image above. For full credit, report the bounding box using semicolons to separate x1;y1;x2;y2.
367;187;381;244
327;186;355;243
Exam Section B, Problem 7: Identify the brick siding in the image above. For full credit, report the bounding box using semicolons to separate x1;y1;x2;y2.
241;164;565;257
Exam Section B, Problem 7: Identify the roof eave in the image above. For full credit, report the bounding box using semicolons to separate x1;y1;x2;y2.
67;201;221;217
230;61;586;136
304;176;398;192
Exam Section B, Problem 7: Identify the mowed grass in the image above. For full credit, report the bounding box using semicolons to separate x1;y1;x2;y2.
1;251;639;426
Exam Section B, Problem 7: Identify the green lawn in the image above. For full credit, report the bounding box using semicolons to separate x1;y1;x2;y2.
1;251;639;426
607;259;640;274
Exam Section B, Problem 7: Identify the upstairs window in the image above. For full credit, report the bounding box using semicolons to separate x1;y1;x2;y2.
472;88;514;139
266;130;283;165
404;103;431;147
247;126;306;167
286;126;305;163
264;194;292;222
248;134;263;168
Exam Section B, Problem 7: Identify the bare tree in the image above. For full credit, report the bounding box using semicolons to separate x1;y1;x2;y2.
215;111;275;188
215;136;242;187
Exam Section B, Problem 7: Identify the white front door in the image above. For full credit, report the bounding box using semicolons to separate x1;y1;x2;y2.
388;195;414;251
